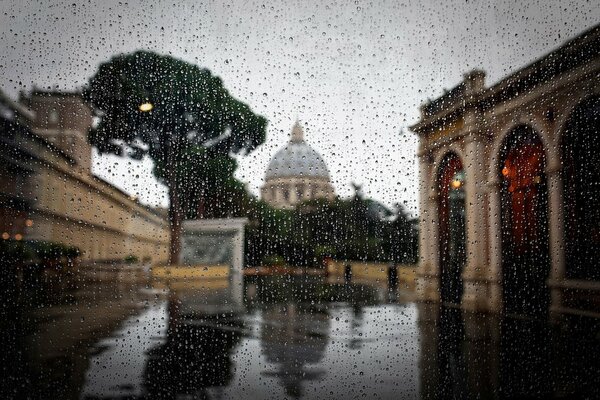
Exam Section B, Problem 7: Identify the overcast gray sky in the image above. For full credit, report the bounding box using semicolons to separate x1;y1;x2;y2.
1;0;598;213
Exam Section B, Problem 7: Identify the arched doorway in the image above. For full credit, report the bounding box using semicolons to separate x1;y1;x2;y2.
499;126;550;315
563;96;600;281
437;153;466;305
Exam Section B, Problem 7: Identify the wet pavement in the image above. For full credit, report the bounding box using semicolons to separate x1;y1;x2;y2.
1;267;599;399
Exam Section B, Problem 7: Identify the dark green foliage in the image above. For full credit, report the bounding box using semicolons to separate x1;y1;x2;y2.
0;240;80;265
261;254;286;267
124;254;139;264
85;50;267;165
84;50;267;261
244;194;418;267
244;275;382;306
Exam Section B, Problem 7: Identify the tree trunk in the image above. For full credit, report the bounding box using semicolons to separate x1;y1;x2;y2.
167;133;182;265
197;192;205;219
168;187;183;265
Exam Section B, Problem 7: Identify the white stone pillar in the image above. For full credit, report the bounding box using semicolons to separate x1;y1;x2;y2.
418;153;430;271
546;164;566;314
274;183;281;204
427;190;441;298
416;151;440;302
462;133;491;311
289;183;298;205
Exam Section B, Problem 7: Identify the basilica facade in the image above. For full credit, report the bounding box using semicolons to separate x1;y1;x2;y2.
261;122;335;209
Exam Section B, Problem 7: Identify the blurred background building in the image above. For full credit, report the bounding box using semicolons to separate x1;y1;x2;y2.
261;121;335;209
0;90;169;263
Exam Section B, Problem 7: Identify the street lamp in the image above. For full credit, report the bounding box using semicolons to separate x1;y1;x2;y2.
139;101;153;112
451;170;465;190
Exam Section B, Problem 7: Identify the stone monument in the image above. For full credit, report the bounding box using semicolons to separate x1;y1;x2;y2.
178;218;248;310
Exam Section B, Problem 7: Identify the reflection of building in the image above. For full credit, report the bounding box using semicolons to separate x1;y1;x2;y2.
3;270;151;399
416;304;600;399
0;90;169;262
261;121;335;209
412;26;600;317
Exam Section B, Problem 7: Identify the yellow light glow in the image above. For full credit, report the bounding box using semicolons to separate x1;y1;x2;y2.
502;166;509;177
139;102;154;112
25;219;33;227
451;179;462;189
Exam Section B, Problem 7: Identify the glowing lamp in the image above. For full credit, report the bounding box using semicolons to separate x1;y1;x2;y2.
139;102;154;112
451;179;462;189
502;166;509;177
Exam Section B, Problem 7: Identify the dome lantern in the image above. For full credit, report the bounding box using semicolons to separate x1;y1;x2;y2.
290;120;305;143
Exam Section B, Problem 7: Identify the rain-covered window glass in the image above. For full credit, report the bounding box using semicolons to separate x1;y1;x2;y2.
1;1;599;399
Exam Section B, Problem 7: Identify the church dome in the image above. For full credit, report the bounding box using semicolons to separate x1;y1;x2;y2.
265;122;331;180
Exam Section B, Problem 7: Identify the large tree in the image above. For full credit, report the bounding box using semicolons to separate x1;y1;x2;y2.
85;50;267;263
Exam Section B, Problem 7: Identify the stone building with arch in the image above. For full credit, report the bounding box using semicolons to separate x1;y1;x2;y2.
261;121;335;209
411;26;599;318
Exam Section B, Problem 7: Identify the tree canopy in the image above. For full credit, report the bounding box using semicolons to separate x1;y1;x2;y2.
85;50;267;262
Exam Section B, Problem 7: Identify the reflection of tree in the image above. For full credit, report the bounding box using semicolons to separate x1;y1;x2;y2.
260;303;330;398
143;299;243;398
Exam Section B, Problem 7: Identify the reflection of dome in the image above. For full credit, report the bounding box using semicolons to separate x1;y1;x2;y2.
261;121;335;209
265;123;331;180
260;304;329;398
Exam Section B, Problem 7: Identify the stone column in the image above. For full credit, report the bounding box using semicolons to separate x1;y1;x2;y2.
427;190;441;301
417;151;440;302
462;133;491;312
303;182;311;200
274;183;282;204
289;183;298;205
486;179;503;312
417;154;430;271
546;164;566;315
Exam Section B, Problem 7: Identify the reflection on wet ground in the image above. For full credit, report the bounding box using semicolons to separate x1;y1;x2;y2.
1;267;599;399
